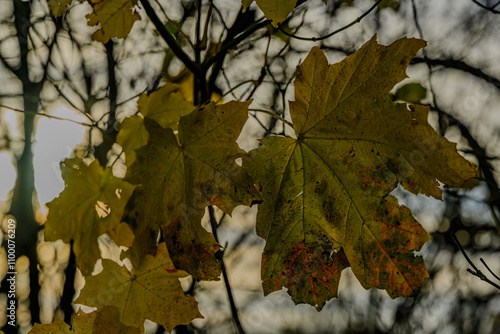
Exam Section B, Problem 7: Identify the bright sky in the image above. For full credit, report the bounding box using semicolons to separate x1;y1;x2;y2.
1;107;86;213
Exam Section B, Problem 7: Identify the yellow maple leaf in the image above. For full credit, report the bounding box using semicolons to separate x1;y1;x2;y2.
116;83;193;166
245;0;328;27
45;157;135;276
29;317;71;334
74;243;202;332
86;0;141;43
245;35;477;309
48;0;72;17
124;100;261;279
29;307;141;333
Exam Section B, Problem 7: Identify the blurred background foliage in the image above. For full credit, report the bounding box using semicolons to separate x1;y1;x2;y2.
0;0;499;333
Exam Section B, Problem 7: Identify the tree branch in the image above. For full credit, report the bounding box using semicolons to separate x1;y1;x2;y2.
208;206;245;334
278;0;382;41
471;0;500;13
140;0;202;77
411;57;500;89
450;232;500;290
433;105;500;233
204;14;270;95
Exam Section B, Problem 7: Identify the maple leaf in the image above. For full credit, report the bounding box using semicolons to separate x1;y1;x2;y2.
137;83;194;130
74;243;202;332
245;36;477;309
48;0;72;17
29;307;141;334
243;0;327;27
86;0;141;43
256;0;297;27
116;116;149;167
116;83;192;166
45;157;135;276
106;222;135;248
124;100;261;279
29;317;71;334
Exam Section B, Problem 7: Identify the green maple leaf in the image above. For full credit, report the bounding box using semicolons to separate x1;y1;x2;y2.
245;35;477;309
29;307;141;334
45;157;135;276
74;243;202;332
124;100;261;280
86;0;141;43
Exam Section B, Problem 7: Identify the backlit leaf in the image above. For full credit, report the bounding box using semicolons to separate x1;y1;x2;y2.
245;36;476;309
116;84;193;166
72;307;141;334
29;317;71;333
257;0;296;27
125;101;260;279
242;0;254;12
106;222;135;248
86;0;140;43
74;243;201;332
29;307;141;333
247;0;328;27
116;116;148;167
48;0;72;17
394;82;427;103
137;83;193;130
45;157;135;276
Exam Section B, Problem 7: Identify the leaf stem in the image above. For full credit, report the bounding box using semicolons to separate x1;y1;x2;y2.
278;0;382;41
249;108;294;129
208;206;246;334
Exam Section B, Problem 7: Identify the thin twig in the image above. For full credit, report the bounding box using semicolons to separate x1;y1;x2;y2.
450;232;500;290
140;0;202;77
154;0;196;50
471;0;500;13
210;0;229;32
208;206;245;334
116;88;148;106
480;258;500;281
203;17;270;70
217;79;266;103
278;0;382;41
1;104;94;127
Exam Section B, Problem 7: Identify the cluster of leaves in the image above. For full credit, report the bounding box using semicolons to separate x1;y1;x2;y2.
33;0;477;332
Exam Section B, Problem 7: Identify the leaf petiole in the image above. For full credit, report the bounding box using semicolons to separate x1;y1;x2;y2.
249;108;294;129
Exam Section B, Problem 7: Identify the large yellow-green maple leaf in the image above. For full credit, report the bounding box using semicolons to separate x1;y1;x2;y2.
86;0;141;43
124;100;261;280
74;243;201;332
45;157;135;276
245;36;477;309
